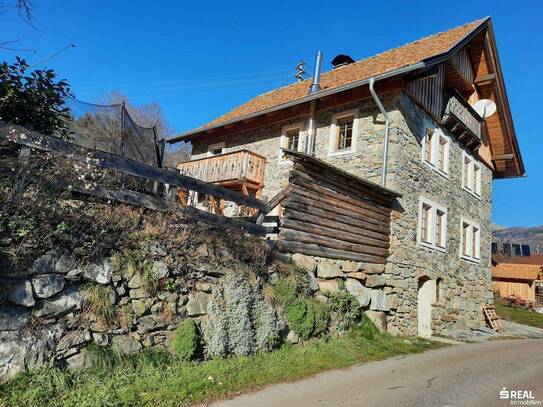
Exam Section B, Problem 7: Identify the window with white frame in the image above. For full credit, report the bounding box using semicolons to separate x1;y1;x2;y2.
279;123;303;162
418;198;447;251
462;152;481;198
422;123;449;176
460;218;480;262
328;109;358;156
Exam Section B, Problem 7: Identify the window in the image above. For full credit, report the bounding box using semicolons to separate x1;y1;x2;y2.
521;244;531;257
336;116;353;151
462;152;482;198
460;218;481;262
491;242;499;255
512;244;522;256
279;123;303;163
207;142;225;157
329;109;358;156
418;198;447;252
421;123;449;176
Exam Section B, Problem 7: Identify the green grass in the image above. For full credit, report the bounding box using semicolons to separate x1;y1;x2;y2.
0;318;443;407
495;303;543;329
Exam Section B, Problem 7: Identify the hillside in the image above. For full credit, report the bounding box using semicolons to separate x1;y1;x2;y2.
492;225;543;253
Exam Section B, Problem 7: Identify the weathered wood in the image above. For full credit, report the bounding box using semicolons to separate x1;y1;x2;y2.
0;125;270;211
177;149;266;186
290;170;391;219
250;185;293;222
290;185;390;227
276;240;386;264
283;196;390;237
280;218;389;251
279;228;388;258
292;164;392;209
65;182;269;235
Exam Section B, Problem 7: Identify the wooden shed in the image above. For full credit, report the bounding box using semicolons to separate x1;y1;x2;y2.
492;262;542;304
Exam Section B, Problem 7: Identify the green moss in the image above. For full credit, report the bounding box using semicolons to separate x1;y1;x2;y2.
171;319;200;361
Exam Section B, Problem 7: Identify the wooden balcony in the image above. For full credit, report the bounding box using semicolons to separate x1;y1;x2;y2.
177;149;266;192
441;89;483;149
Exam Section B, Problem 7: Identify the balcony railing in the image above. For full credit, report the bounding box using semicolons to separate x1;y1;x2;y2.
177;149;266;186
441;89;483;148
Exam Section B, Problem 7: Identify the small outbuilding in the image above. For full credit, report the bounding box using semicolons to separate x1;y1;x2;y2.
492;261;542;305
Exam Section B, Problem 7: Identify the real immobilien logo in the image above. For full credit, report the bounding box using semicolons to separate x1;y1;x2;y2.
500;387;542;405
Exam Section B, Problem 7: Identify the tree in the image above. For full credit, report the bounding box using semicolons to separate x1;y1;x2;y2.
0;57;73;136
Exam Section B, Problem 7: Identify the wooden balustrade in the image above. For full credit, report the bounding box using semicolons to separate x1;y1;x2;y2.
442;89;483;148
177;150;266;186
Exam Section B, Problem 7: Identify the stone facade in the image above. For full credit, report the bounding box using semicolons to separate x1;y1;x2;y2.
190;90;493;337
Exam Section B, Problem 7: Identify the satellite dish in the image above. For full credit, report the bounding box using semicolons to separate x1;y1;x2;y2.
473;99;497;119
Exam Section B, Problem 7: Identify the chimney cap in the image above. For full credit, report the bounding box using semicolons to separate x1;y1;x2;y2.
331;54;355;68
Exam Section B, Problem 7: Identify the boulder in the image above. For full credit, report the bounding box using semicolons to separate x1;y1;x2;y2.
340;261;359;272
360;263;386;274
83;258;112;284
365;310;387;332
152;261;169;280
0;325;62;382
345;279;371;307
56;330;91;352
128;273;142;289
55;251;78;274
7;280;35;307
292;253;316;273
137;315;168;333
306;271;319;293
65;268;82;281
32;274;65;299
129;288;147;299
112;335;142;356
0;305;29;330
317;279;340;294
92;333;109;346
196;282;212;293
29;250;60;275
34;286;82;318
345;272;368;282
370;289;390;312
66;351;88;371
365;274;386;288
287;330;300;344
316;260;343;279
186;292;210;316
132;299;152;316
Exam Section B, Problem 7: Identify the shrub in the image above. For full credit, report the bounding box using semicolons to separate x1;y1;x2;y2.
172;319;200;361
274;278;330;340
328;291;362;332
142;261;158;295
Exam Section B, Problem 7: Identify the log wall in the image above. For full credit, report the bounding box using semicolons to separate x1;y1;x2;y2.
276;150;399;263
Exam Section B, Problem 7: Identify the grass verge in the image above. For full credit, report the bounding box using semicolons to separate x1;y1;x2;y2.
495;303;543;329
0;318;443;407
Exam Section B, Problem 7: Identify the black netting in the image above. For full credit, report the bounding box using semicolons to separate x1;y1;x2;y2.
62;97;162;168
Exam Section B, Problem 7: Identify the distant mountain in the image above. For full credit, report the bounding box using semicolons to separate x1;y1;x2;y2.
493;225;543;253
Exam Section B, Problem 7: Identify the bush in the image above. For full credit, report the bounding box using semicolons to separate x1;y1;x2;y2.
83;283;116;326
328;291;362;332
171;319;200;361
274;278;330;340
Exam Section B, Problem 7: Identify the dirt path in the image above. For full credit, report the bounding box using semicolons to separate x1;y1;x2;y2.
212;339;543;407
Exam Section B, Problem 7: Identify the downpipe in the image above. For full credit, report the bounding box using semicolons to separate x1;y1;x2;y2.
369;77;389;188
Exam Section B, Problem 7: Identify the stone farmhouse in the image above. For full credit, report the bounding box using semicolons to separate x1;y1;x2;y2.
168;17;525;337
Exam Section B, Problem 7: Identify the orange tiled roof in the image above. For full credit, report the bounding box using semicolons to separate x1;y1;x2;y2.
204;19;486;128
492;263;542;281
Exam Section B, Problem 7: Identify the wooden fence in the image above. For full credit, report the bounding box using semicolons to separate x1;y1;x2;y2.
0;123;274;236
276;150;400;263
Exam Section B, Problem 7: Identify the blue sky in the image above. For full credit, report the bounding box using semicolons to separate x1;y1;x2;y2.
2;0;542;227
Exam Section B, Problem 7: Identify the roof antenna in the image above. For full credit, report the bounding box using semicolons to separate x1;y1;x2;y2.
295;60;307;82
308;50;323;94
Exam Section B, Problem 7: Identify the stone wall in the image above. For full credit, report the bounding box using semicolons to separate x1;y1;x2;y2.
0;240;264;381
384;93;493;336
190;90;494;338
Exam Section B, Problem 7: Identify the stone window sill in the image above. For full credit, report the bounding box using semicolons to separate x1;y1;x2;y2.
460;254;480;264
423;160;449;180
328;149;355;158
419;241;447;254
462;186;481;200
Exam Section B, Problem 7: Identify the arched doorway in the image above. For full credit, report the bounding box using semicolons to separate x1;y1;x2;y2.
417;277;436;338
